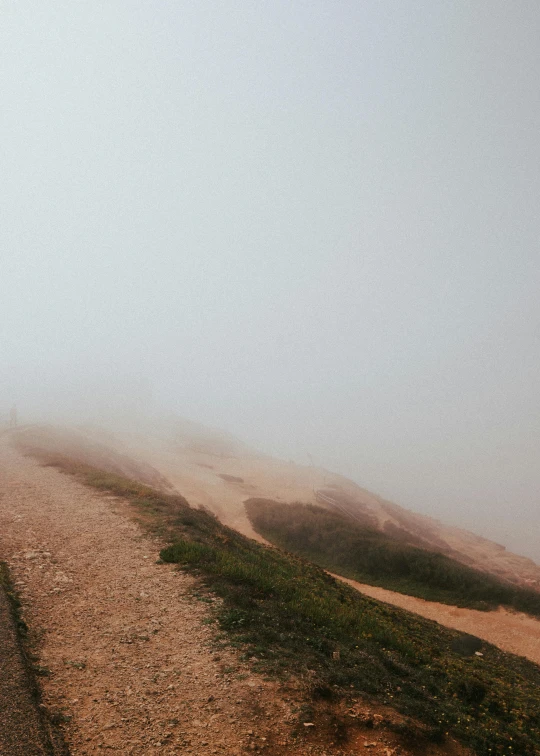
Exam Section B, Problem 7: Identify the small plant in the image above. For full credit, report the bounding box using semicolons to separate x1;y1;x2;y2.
34;665;52;677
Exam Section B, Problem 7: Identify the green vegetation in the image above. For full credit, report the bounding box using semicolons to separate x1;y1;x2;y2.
0;561;28;639
246;499;540;616
33;460;540;755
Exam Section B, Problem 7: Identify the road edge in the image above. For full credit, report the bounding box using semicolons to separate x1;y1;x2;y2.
0;561;69;755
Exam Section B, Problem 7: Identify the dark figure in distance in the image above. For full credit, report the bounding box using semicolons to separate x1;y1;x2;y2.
9;405;17;428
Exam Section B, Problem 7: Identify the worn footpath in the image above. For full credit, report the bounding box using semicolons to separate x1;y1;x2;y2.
0;437;298;755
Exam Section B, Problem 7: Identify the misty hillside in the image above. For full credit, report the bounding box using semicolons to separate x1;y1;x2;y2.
4;2;540;754
12;418;540;594
14;420;540;621
80;407;259;460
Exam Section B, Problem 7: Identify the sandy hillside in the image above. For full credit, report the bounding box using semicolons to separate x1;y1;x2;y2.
53;422;540;669
13;422;540;589
69;421;540;590
122;433;540;669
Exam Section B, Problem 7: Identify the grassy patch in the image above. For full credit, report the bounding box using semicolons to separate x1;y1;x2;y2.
159;540;540;755
245;499;540;616
29;458;540;755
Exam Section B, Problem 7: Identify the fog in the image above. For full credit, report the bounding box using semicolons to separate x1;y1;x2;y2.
2;2;539;561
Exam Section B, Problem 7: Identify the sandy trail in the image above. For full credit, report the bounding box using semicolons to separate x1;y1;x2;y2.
335;575;540;665
0;437;293;756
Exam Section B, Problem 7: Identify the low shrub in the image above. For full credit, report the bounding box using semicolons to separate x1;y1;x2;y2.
245;499;540;616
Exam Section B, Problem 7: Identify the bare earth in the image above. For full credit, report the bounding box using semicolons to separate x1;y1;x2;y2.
14;423;540;589
119;435;540;665
105;429;540;666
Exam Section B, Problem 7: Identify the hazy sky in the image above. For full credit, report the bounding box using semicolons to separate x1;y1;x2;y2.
2;2;539;560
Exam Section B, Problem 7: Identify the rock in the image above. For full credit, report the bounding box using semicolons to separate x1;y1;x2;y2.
451;633;482;656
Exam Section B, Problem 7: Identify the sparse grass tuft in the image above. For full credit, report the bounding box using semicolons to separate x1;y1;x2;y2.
0;562;28;638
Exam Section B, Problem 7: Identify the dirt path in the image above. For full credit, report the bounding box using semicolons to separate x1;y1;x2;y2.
335;575;540;665
0;437;298;756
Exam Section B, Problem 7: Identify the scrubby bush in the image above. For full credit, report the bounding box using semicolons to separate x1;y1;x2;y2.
245;499;540;616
